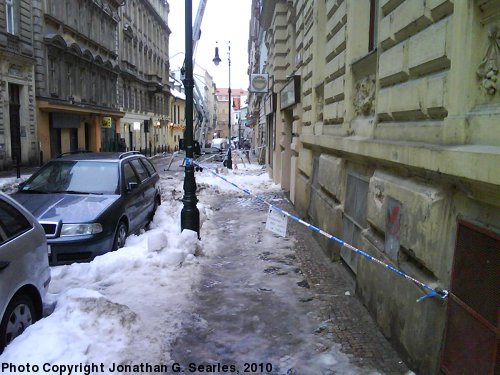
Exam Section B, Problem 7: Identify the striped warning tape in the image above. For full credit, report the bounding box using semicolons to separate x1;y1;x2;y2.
189;158;448;303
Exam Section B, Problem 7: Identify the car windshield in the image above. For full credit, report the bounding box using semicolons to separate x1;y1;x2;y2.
21;161;119;195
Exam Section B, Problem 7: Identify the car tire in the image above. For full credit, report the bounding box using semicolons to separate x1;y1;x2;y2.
112;221;128;251
0;294;37;353
151;196;161;221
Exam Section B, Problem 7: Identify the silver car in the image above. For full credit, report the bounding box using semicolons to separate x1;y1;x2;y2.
0;192;50;353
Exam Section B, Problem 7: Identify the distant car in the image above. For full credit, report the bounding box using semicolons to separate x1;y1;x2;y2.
11;151;161;265
201;147;225;162
211;138;228;151
0;192;50;353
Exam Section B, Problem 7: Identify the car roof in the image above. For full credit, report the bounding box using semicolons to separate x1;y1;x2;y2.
52;151;145;162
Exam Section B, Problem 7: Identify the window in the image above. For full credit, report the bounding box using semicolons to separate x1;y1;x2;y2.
80;68;86;99
141;158;156;176
368;0;379;52
49;57;58;96
130;159;149;181
66;62;73;98
6;0;15;34
342;173;369;273
0;200;32;243
22;161;119;194
123;162;139;187
91;72;97;102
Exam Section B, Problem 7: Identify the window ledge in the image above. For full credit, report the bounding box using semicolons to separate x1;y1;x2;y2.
351;49;378;76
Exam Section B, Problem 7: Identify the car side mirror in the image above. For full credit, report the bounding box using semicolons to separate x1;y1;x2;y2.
128;182;139;191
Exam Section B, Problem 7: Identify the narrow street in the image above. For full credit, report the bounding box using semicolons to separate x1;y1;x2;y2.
163;157;410;375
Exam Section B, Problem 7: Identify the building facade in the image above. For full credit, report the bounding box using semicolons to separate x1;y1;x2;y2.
0;0;38;169
168;83;184;152
215;87;247;140
248;1;499;374
118;0;171;155
32;0;125;161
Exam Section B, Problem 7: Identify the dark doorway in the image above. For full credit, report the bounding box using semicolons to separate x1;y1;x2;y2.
441;220;499;374
8;84;21;163
129;129;133;151
84;123;90;151
49;113;61;158
70;128;78;152
267;114;274;167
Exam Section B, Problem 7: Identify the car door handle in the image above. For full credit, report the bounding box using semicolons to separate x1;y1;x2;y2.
0;261;10;271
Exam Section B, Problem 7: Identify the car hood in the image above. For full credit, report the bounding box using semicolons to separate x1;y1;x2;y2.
11;193;119;223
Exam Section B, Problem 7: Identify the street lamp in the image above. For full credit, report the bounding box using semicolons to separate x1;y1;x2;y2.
180;0;200;237
213;42;232;169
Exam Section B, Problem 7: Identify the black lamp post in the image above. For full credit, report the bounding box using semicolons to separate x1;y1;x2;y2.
181;0;200;237
213;42;232;169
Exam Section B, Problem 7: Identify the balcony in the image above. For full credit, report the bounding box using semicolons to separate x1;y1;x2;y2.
121;60;137;78
145;73;163;93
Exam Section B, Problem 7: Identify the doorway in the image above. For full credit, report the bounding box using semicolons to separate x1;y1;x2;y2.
70;128;78;152
8;84;21;164
84;123;91;151
441;220;499;374
281;109;293;192
266;114;274;167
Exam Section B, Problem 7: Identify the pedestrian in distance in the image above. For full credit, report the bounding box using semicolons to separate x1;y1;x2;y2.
243;139;251;163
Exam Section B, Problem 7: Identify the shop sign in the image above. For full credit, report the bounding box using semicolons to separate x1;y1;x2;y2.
101;117;112;128
52;112;80;128
250;74;269;93
280;75;301;110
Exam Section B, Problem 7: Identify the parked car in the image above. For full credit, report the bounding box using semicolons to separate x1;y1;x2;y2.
11;151;161;265
0;192;50;353
211;138;228;151
201;147;225;162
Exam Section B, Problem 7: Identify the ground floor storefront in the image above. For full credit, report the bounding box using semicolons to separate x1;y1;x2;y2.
36;100;124;162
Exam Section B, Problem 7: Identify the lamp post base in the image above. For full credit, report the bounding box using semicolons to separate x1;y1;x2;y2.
181;165;200;238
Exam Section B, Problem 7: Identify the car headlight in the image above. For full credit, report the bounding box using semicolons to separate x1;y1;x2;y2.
60;223;103;236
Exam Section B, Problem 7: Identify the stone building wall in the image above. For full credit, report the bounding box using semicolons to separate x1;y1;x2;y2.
0;0;39;168
251;1;500;373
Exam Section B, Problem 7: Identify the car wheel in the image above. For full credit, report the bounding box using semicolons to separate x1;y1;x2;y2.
0;294;36;353
151;196;161;220
112;221;128;251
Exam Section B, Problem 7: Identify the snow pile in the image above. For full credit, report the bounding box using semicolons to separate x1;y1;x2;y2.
0;181;203;368
196;164;280;196
0;175;30;194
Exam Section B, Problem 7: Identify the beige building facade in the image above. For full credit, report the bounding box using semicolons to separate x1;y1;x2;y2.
248;0;499;374
168;86;185;152
118;0;171;155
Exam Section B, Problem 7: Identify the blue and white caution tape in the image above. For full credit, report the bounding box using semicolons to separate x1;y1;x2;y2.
192;159;449;303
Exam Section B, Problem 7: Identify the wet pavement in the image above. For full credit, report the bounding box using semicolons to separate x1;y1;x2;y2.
164;163;410;375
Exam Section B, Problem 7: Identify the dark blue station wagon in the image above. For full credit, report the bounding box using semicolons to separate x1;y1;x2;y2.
12;151;161;265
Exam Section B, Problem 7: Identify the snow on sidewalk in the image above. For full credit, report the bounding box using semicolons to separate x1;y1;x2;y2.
0;163;280;372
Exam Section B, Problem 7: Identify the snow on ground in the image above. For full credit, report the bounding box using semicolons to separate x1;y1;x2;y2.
0;177;202;370
195;162;281;197
0;162;279;373
0;175;30;194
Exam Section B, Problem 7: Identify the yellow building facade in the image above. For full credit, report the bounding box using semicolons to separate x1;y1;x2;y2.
249;0;499;373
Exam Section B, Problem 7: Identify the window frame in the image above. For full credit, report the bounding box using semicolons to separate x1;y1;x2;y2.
130;158;149;182
0;200;33;245
140;158;156;176
122;161;140;189
6;0;15;35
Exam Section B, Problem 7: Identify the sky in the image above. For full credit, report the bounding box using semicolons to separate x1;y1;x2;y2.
168;0;252;91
